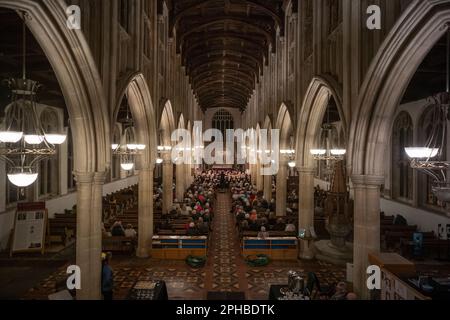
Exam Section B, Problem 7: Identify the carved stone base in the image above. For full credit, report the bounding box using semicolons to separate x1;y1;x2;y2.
314;240;353;266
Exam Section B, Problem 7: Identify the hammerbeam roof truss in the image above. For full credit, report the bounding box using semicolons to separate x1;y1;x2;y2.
170;0;284;111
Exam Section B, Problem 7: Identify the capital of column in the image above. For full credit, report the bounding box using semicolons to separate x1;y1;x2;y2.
297;166;315;175
93;172;107;185
351;174;384;187
73;171;95;184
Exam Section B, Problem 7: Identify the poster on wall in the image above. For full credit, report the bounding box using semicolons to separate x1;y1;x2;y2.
10;202;47;256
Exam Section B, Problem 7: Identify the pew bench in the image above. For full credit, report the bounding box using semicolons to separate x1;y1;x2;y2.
152;235;208;260
241;237;298;260
102;236;136;254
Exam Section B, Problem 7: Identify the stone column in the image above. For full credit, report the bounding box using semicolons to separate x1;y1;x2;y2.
175;162;185;201
298;167;315;259
74;172;94;300
351;175;382;300
276;160;288;216
137;167;154;258
0;160;5;213
256;160;263;191
250;163;256;186
264;170;272;201
89;172;105;300
162;156;173;214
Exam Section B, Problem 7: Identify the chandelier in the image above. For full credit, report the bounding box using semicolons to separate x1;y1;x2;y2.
112;96;145;171
310;94;346;161
0;20;66;187
405;31;450;202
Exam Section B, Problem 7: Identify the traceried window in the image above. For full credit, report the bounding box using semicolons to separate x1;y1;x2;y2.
391;111;413;202
419;106;447;209
212;109;234;138
39;109;59;198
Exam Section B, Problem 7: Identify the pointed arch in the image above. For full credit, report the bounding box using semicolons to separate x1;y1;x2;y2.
0;1;110;173
295;76;345;168
275;103;294;150
348;0;450;177
159;100;176;147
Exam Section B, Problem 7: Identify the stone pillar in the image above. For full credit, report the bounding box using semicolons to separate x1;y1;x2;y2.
250;163;256;186
256;160;263;191
351;175;382;300
276;160;288;216
264;170;272;201
175;162;185;201
162;156;173;214
0;160;5;213
298;167;315;260
137;167;154;258
90;172;105;300
74;172;95;300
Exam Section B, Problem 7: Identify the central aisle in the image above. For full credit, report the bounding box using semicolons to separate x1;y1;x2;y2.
205;191;248;294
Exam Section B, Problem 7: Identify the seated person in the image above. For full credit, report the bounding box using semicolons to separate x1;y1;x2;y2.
197;218;209;234
180;204;190;216
257;226;269;239
330;282;348;300
187;222;199;236
111;221;125;236
124;224;137;238
241;220;249;231
273;218;286;231
102;222;112;237
249;220;260;231
285;220;296;232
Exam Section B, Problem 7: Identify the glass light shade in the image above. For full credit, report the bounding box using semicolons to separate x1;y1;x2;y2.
157;146;164;151
121;162;134;171
24;135;44;145
331;149;346;156
164;146;172;151
0;131;23;143
127;144;138;150
45;134;67;145
310;149;326;156
136;144;146;150
156;158;163;164
288;161;296;168
7;172;38;187
405;147;439;159
111;143;119;150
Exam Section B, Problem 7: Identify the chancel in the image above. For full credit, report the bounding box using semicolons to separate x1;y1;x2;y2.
0;0;449;303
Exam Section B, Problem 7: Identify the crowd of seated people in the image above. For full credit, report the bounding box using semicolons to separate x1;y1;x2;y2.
154;171;223;236
219;170;298;237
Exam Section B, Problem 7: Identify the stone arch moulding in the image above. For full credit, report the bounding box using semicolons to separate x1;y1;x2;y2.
348;0;450;178
0;0;111;173
296;76;345;169
115;72;158;168
159;99;176;147
275;103;294;151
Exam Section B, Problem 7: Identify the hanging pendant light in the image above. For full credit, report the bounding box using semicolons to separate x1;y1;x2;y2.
310;93;346;161
405;29;450;203
0;18;66;187
112;94;145;171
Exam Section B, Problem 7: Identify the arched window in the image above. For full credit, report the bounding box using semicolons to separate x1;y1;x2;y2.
418;106;447;209
212;109;234;138
391;111;413;201
39;109;60;198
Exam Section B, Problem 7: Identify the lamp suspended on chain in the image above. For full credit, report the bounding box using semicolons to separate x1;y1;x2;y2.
310;93;346;161
0;18;66;187
405;28;450;203
112;94;145;171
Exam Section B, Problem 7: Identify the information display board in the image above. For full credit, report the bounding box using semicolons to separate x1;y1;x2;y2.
10;202;47;256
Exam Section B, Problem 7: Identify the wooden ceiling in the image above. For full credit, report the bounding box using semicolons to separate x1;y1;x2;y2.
169;0;285;112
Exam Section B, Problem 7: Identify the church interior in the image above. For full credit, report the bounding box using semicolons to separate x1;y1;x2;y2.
0;0;450;301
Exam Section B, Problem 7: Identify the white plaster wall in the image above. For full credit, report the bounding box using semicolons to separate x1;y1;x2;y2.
380;198;450;235
0;175;139;251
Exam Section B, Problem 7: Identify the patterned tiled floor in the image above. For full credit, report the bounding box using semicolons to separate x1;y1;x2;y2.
22;192;347;300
